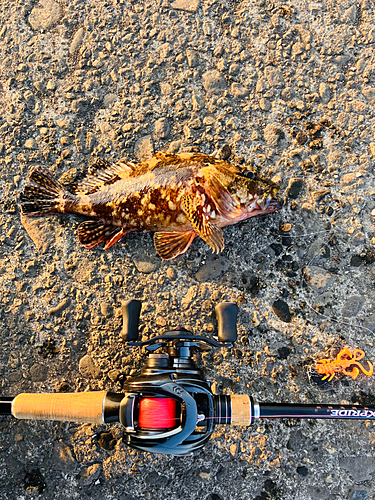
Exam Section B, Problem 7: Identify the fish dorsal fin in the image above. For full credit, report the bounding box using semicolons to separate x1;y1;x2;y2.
154;231;196;260
75;159;134;195
133;151;184;175
77;220;128;249
182;195;225;254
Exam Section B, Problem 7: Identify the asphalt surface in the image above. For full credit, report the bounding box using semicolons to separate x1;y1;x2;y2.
1;1;375;499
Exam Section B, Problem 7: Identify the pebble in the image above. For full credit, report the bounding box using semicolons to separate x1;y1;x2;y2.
77;464;101;486
25;138;38;150
272;299;291;323
154;118;170;139
170;0;199;12
52;442;76;471
296;466;308;477
133;135;154;161
97;431;117;451
28;0;62;31
341;295;365;318
264;66;284;87
277;346;291;359
230;83;249;98
49;298;70;315
319;82;331;104
259;97;271;111
186;50;199;68
145;471;169;487
363;314;375;333
71;98;88;115
155;316;167;326
350;492;368;500
132;252;160;274
103;93;117;108
79;355;101;379
343;5;357;24
202;70;227;94
339;457;375;482
34;81;47;94
303;266;336;292
195;256;231;282
107;369;119;382
286;179;305;199
369;27;375;44
181;286;197;309
157;43;172;61
305;241;331;265
166;267;176;280
279;222;292;232
29;363;48;382
8;370;23;383
70;28;85;55
8;352;19;369
264;123;283;146
100;302;112;318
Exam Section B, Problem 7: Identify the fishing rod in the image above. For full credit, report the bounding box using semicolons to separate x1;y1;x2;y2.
1;301;375;456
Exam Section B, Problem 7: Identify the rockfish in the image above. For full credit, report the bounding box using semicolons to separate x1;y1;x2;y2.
20;151;281;260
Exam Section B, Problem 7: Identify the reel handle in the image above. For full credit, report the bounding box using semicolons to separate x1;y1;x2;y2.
121;299;142;341
215;302;238;343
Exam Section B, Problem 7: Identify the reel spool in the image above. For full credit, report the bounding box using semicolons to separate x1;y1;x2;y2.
138;397;178;430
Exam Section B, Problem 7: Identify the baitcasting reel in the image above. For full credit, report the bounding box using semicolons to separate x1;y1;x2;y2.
119;300;248;455
2;301;375;457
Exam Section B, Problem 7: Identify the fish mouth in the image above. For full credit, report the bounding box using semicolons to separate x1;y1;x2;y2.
264;197;283;212
247;195;282;216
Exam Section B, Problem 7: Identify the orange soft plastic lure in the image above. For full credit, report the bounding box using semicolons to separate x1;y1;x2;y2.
315;347;374;382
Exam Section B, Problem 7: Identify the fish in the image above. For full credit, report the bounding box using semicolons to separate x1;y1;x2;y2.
20;151;282;260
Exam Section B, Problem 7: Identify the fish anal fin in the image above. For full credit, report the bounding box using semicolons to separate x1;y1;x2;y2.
182;195;225;254
103;229;128;250
77;221;126;249
154;231;196;260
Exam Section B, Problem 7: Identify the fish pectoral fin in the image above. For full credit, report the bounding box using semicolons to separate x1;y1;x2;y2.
183;195;225;254
77;221;126;249
154;231;196;260
207;173;241;218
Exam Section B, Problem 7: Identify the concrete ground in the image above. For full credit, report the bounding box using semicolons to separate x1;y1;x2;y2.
1;0;375;499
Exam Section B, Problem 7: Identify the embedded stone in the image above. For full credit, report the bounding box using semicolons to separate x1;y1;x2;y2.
79;355;101;379
202;70;227;94
29;0;62;31
134;135;154;161
154;118;171;139
341;295;365;318
272;299;291;323
170;0;199;12
70;28;85;54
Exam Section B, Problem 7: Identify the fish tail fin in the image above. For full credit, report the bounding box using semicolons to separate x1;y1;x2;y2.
20;166;74;216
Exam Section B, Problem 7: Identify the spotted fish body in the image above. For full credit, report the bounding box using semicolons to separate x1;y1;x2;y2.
20;151;281;259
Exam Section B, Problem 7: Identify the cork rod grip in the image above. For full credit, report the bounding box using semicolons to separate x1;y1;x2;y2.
230;395;251;426
12;392;107;424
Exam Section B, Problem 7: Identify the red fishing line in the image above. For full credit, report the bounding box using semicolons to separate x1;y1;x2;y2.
138;397;177;429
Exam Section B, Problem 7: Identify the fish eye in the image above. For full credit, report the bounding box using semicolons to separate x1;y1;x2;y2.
242;169;255;179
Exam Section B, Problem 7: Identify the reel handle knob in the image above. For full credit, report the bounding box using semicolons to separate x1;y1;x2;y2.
215;302;238;343
121;299;142;341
